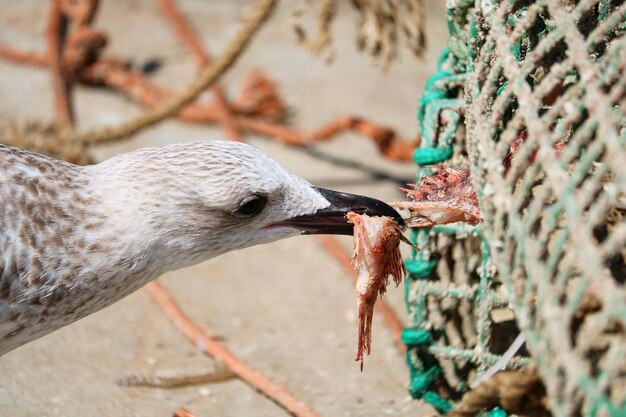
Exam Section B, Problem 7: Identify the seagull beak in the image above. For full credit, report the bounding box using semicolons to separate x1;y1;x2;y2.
270;187;405;236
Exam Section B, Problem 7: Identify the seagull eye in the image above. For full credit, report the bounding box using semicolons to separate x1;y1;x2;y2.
236;195;267;217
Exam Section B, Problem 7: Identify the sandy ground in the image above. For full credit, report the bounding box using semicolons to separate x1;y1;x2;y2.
0;1;448;416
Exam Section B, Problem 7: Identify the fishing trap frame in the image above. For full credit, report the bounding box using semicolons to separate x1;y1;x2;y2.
403;1;626;416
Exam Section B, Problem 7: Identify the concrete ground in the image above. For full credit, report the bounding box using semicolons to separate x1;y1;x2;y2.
0;1;447;416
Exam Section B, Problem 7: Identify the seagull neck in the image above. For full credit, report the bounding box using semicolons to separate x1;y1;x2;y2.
86;163;216;281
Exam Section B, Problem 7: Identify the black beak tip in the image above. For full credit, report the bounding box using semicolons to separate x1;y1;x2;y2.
315;187;405;228
268;188;404;236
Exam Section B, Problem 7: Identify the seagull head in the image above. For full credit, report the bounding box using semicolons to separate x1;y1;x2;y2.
92;141;403;271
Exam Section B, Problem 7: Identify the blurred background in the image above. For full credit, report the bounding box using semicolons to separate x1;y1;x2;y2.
0;1;447;416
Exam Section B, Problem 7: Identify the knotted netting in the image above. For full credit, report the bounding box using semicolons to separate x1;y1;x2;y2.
403;0;626;415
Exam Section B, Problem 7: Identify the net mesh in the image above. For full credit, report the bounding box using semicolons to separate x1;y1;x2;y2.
404;0;626;415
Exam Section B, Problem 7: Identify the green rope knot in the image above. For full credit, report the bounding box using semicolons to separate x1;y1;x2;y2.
413;146;454;165
423;391;454;414
408;367;440;396
408;367;453;413
488;407;508;417
402;328;431;346
418;88;449;122
406;258;439;279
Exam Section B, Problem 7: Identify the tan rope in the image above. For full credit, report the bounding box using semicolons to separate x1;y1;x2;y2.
449;367;550;417
74;0;277;144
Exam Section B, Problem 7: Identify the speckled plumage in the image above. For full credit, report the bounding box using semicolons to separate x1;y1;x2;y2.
0;141;330;355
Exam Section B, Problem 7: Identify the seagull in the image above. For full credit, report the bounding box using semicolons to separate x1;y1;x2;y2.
0;140;403;355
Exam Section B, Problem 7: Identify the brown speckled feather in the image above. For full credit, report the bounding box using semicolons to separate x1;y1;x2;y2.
0;145;106;352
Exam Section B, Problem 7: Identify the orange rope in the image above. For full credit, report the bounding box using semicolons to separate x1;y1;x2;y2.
46;0;74;126
146;281;323;417
172;407;200;417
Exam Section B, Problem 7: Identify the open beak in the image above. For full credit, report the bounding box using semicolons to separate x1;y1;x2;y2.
270;187;405;236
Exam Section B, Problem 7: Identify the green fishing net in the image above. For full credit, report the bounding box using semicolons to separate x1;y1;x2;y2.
403;1;626;415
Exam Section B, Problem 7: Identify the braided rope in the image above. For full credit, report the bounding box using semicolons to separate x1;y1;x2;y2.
73;0;277;144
